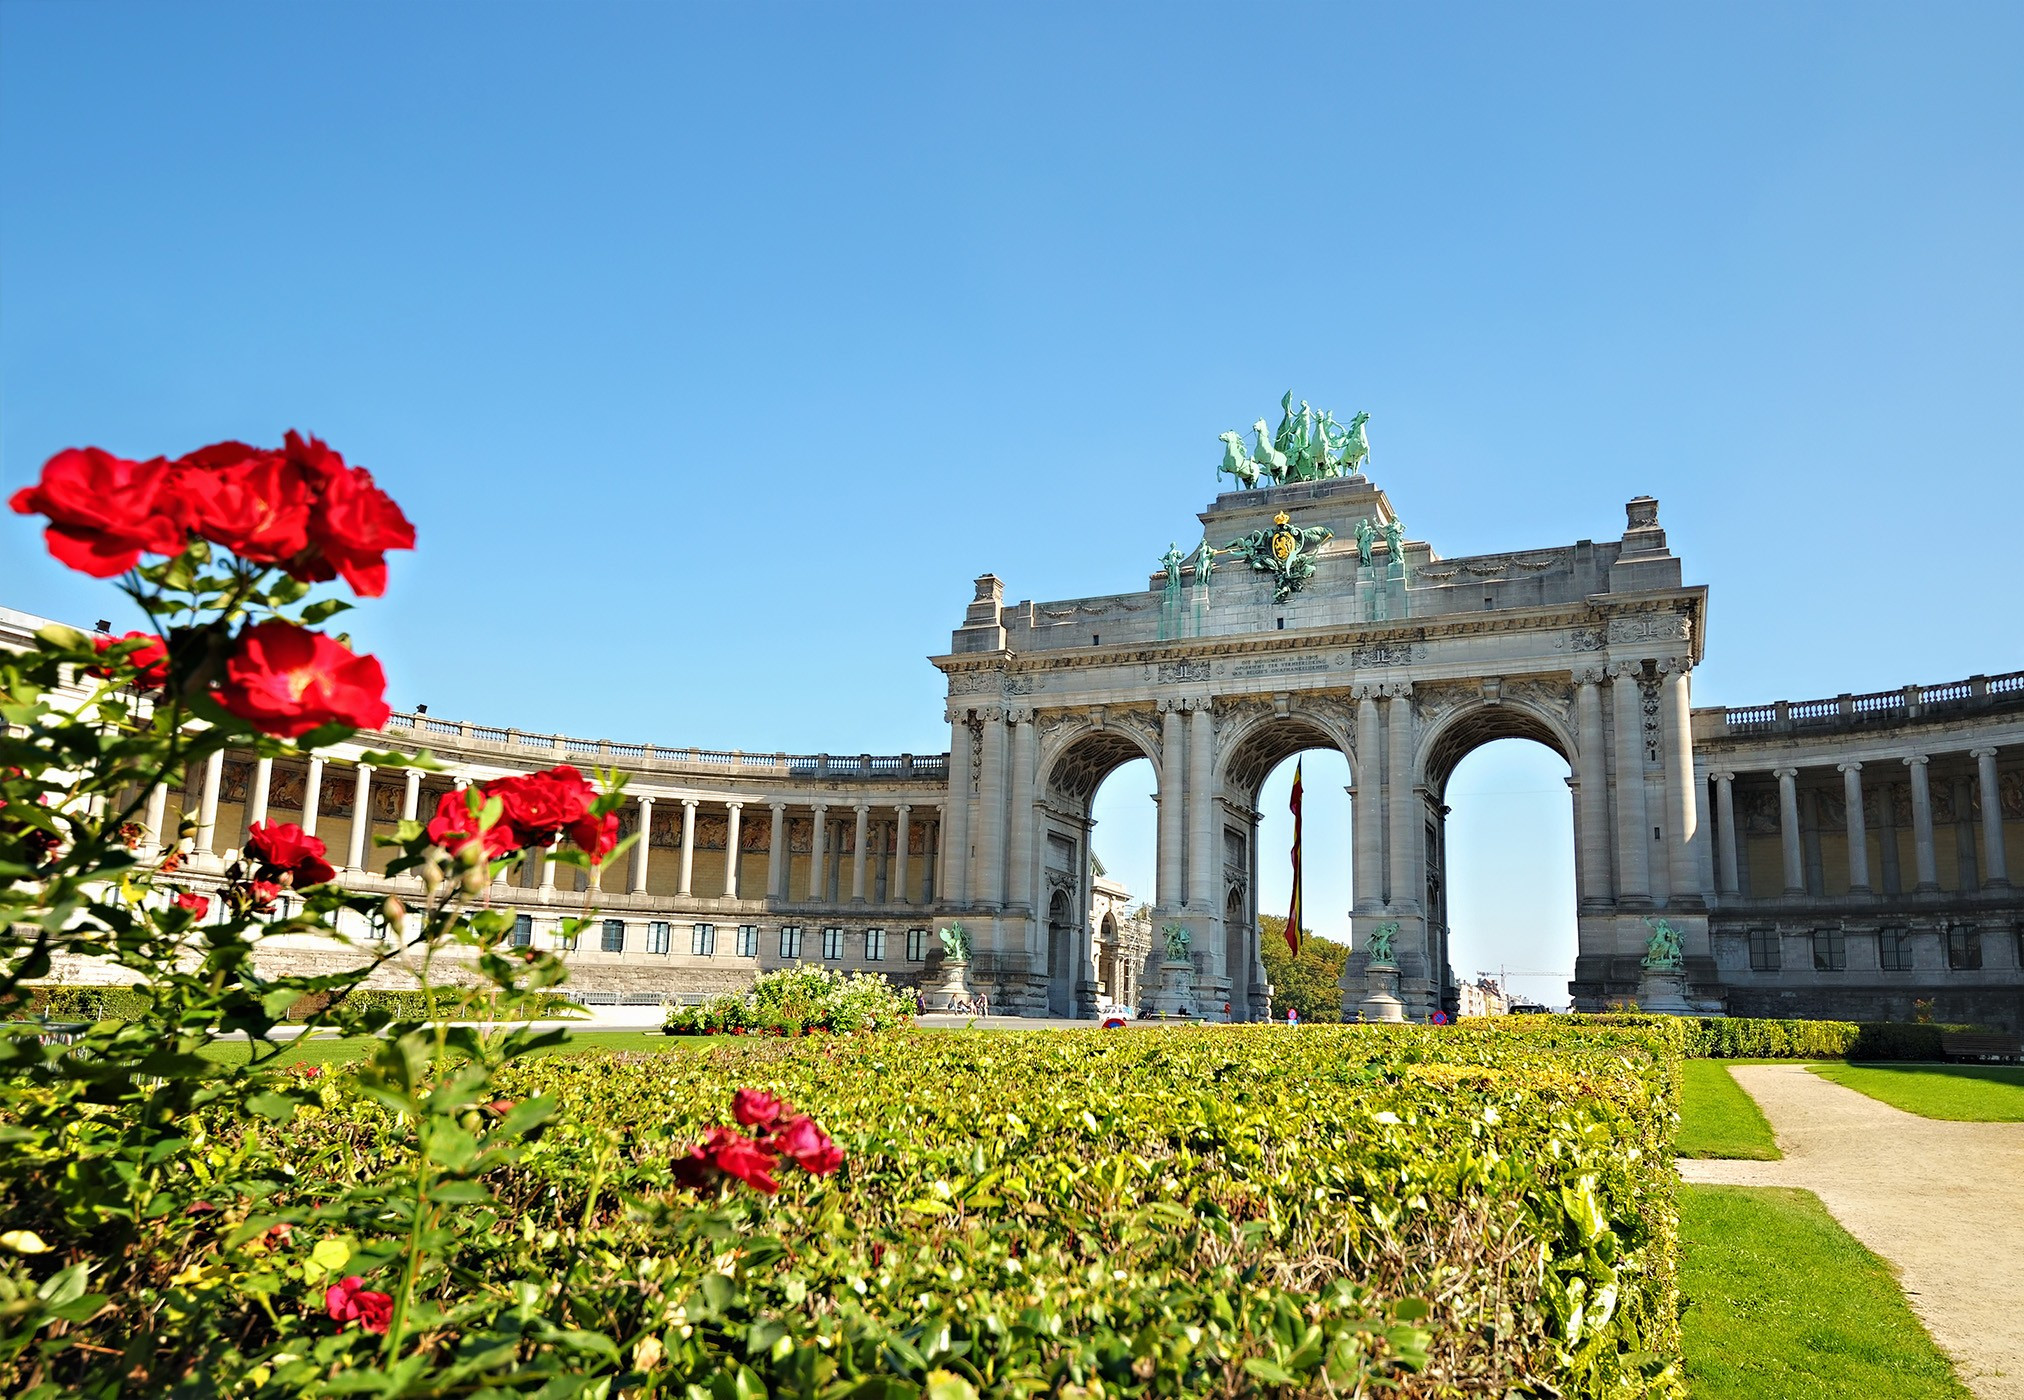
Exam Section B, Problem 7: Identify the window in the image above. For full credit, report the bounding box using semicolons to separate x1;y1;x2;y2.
1747;927;1780;972
1947;925;1982;971
601;919;626;953
691;923;716;957
646;921;671;955
512;914;533;949
737;925;758;958
865;928;886;962
1879;927;1912;972
1811;928;1845;973
822;926;844;961
560;924;579;952
778;925;803;959
906;928;929;962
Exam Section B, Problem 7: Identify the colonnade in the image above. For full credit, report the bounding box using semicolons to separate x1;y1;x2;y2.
154;750;943;909
1708;745;2013;898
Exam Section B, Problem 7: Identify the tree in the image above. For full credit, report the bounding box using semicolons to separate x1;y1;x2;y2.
1258;916;1350;1022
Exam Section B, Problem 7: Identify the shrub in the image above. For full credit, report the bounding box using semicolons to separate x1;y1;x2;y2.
1574;1013;1959;1061
664;965;914;1036
20;983;575;1024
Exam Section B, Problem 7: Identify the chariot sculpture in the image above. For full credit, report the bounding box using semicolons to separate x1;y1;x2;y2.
1217;393;1370;489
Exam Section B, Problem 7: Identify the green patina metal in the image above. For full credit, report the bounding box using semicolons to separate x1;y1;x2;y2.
938;923;971;963
1161;921;1191;961
1641;917;1684;971
1219;512;1334;602
1216;393;1371;488
1364;921;1399;966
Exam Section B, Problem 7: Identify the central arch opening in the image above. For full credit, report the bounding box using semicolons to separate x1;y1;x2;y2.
1049;731;1158;1020
1222;716;1355;1021
1424;710;1577;1015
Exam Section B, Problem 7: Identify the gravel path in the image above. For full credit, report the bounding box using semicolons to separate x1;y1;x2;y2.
1680;1063;2024;1399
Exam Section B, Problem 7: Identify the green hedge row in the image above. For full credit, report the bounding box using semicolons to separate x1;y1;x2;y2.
207;1020;1690;1397
20;984;573;1023
1571;1013;1959;1060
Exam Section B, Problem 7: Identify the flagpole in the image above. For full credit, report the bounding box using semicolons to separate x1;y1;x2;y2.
1286;761;1303;958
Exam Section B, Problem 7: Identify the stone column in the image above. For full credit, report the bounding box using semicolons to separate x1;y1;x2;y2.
975;707;1009;908
894;804;912;904
767;802;787;898
248;756;273;830
631;796;655;894
1905;755;1939;891
143;781;170;853
1188;700;1216;911
346;763;374;871
1659;663;1701;905
678;798;698;896
1773;767;1804;894
1385;686;1419;914
1838;763;1871;892
942;711;973;906
302;756;323;838
539;845;555;890
1574;671;1614;908
851;803;871;903
1972;747;2009;888
808;803;829;900
1609;665;1651;906
1353;686;1384;912
196;749;224;858
723;802;743;899
1157;701;1186;908
402;768;421;822
1005;708;1037;911
1711;770;1740;895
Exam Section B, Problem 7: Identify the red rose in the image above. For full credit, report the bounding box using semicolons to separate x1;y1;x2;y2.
769;1115;844;1176
732;1089;786;1129
324;1275;393;1335
425;788;521;860
10;448;186;577
491;766;596;839
567;809;619;864
90;631;171;691
212;622;390;738
247;878;284;911
174;890;210;919
675;1125;782;1195
288;433;415;597
185;449;313;567
245;819;336;886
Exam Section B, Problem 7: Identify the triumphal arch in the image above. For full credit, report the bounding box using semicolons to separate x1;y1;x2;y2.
933;398;1712;1020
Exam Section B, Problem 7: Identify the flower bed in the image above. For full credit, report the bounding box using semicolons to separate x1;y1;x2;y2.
662;964;916;1036
5;1021;1687;1397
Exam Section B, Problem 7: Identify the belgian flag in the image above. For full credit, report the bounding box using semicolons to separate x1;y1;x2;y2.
1285;761;1303;957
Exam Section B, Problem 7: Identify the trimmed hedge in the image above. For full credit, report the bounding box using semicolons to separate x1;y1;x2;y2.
20;984;573;1023
1573;1013;1960;1061
664;965;915;1036
221;1021;1689;1396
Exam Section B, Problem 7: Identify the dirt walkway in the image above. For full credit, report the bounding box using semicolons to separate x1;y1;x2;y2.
1680;1063;2024;1399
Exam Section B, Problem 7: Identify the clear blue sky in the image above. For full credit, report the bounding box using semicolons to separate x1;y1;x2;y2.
4;3;2018;1004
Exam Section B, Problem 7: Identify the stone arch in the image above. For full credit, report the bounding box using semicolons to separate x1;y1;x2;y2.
1216;705;1354;802
1415;697;1577;801
1045;887;1074;1017
1041;720;1161;806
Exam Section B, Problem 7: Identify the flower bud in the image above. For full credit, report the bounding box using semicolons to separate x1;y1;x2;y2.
456;839;485;870
420;861;444;894
381;896;407;923
459;866;488;897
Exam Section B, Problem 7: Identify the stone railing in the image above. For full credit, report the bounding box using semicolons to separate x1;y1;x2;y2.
373;711;948;782
1697;669;2024;740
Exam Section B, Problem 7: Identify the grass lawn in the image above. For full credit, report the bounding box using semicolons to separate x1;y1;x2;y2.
1677;1059;1781;1159
199;1028;704;1067
1809;1062;2024;1121
1680;1185;1969;1400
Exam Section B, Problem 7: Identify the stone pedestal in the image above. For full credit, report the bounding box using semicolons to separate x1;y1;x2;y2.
917;953;975;1013
1635;966;1695;1015
1143;959;1197;1019
1359;963;1405;1022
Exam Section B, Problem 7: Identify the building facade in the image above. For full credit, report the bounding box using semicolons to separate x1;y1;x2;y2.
10;459;2021;1028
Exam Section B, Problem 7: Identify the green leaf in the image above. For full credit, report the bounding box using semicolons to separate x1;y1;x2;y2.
245;1091;299;1123
36;1261;89;1307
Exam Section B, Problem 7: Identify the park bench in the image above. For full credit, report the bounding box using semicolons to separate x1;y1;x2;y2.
1939;1032;2023;1063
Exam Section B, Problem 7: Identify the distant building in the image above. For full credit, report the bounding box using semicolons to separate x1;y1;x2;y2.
1458;977;1510;1018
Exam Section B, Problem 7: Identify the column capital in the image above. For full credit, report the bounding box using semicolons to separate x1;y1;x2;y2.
1836;761;1863;774
1005;705;1034;724
1351;683;1380;701
977;704;1007;723
1772;766;1799;780
896;803;913;814
1608;660;1644;680
853;802;871;814
681;796;700;808
1710;769;1736;783
1573;666;1607;686
637;793;655;806
1655;656;1690;676
355;759;375;773
812;801;829;813
769;799;787;812
724;799;743;811
1970;745;1999;760
1902;754;1930;768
